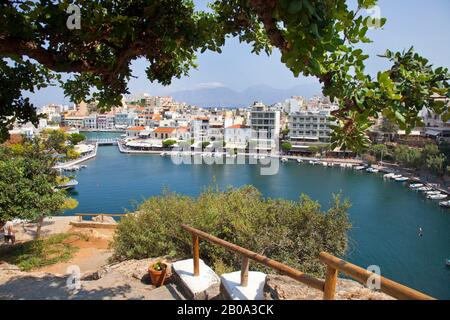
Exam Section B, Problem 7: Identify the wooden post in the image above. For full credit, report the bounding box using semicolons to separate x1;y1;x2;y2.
323;265;338;300
79;215;82;222
192;235;200;276
241;256;250;287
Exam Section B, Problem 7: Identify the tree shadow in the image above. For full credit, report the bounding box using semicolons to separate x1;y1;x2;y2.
0;274;146;300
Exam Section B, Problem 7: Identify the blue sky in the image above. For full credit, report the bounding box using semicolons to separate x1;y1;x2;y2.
25;0;450;107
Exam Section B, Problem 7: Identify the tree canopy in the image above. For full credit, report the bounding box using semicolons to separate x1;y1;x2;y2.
0;137;78;237
1;0;449;150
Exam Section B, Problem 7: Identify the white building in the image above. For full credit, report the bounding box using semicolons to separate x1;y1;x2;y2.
224;124;252;149
288;107;337;145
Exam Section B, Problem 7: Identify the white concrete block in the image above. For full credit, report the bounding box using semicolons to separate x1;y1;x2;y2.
221;271;266;300
172;259;220;294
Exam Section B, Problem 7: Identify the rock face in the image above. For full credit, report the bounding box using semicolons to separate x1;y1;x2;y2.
264;275;394;300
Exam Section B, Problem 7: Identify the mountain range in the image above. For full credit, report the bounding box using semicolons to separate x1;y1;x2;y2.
168;84;322;108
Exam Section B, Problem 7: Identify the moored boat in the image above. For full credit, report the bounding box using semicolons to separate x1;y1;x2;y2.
354;165;366;170
409;183;423;189
395;176;409;182
439;200;450;208
425;190;441;196
281;157;288;163
427;193;447;200
417;186;433;192
56;179;78;190
297;159;303;163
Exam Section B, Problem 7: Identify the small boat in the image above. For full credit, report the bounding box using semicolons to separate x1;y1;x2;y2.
297;159;303;163
366;167;379;173
417;186;433;192
391;174;402;179
439;200;450;208
425;190;442;196
80;165;87;169
395;176;409;182
309;160;319;165
354;165;366;171
56;179;78;190
281;158;288;163
383;173;395;179
409;183;424;189
160;152;167;156
64;165;80;172
427;193;447;200
446;259;450;267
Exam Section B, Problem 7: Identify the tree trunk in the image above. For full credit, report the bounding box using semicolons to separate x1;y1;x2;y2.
35;216;44;239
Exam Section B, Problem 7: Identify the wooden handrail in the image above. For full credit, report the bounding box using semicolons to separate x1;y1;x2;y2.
319;252;435;300
181;224;325;292
181;224;435;300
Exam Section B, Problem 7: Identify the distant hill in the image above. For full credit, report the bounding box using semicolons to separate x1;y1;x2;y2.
169;83;322;108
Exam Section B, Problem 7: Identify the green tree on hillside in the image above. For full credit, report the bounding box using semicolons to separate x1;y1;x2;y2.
1;1;448;149
112;186;351;277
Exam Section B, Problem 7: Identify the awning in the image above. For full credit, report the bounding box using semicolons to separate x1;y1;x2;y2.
425;130;441;137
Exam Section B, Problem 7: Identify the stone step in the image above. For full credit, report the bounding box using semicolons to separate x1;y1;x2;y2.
145;283;187;300
172;259;220;300
220;271;266;300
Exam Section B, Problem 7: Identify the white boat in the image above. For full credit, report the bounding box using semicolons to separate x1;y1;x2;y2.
391;174;402;179
297;159;303;163
425;190;442;196
56;179;78;190
354;165;366;170
366;167;379;173
160;152;167;156
383;173;394;179
309;160;319;165
439;200;450;208
409;183;424;189
427;193;447;200
446;259;450;267
395;177;409;182
281;158;288;163
417;186;433;192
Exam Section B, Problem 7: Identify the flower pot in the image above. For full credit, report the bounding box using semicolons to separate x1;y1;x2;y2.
148;262;167;286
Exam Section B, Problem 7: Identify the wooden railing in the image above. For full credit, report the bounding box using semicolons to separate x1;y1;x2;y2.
181;224;435;300
75;213;126;222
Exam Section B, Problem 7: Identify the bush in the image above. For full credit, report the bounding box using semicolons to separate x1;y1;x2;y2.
112;186;351;278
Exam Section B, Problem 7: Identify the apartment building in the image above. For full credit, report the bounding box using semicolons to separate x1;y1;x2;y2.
288;108;337;145
249;102;281;140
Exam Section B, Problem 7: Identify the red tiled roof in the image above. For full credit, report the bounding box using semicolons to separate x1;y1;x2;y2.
154;127;176;133
226;124;249;129
127;126;145;131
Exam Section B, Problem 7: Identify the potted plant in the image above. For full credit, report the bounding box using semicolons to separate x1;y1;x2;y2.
148;260;167;286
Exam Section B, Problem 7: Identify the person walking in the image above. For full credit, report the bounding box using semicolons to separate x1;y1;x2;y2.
3;221;16;244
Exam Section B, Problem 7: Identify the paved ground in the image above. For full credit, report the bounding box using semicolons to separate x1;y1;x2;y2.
0;258;185;300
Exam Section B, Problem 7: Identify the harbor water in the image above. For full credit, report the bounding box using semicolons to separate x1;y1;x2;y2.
64;132;450;298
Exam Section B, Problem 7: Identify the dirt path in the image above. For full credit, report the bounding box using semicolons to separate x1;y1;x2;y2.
33;227;115;275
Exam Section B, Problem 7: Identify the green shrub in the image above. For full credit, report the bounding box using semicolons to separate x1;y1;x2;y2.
112;185;351;277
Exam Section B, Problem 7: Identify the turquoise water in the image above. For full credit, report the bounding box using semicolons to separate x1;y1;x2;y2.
66;132;450;299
